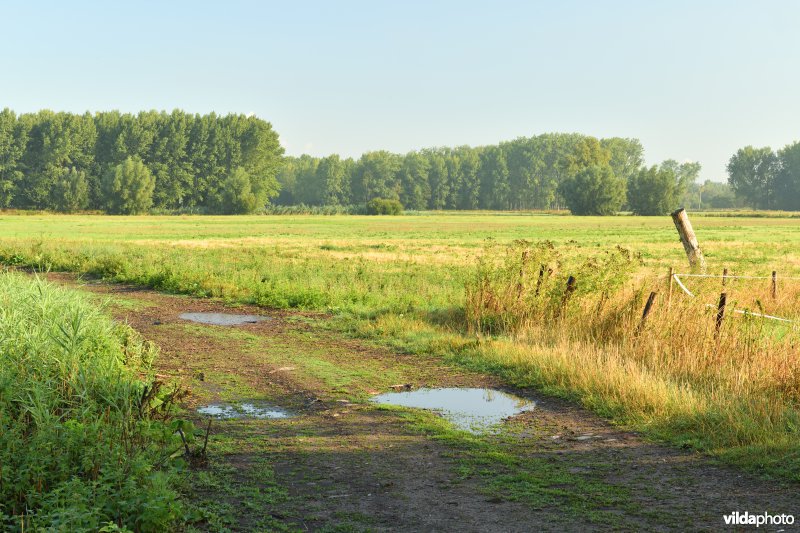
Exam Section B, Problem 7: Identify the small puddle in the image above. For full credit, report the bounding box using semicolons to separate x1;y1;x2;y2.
197;402;291;419
370;388;535;433
179;312;270;326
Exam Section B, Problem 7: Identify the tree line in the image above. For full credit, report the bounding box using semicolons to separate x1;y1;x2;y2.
1;108;717;215
0;108;283;213
277;134;702;215
727;142;800;210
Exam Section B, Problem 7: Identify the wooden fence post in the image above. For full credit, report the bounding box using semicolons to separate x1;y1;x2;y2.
636;291;658;334
556;276;576;318
772;271;777;300
671;208;706;272
715;292;727;337
534;265;546;297
722;268;728;287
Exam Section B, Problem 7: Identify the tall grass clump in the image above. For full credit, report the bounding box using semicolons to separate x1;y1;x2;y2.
0;273;184;531
466;240;640;335
465;241;800;478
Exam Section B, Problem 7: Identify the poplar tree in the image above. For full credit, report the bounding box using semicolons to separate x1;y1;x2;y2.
101;157;155;214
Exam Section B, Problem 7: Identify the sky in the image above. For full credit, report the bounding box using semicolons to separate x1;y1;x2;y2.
2;0;799;182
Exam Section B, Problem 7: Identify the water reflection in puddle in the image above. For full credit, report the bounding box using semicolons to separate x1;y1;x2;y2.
370;388;534;433
179;312;270;326
197;402;291;419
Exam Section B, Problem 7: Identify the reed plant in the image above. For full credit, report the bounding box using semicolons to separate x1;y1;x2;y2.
0;274;185;531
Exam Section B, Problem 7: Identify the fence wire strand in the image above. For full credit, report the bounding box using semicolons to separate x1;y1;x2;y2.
676;273;800;281
672;273;795;324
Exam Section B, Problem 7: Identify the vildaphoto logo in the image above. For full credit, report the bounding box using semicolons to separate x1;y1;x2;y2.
723;511;795;527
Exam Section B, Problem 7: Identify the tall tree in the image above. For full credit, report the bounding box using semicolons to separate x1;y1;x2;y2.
150;110;193;209
398;152;430;210
101;157;155;215
445;151;462;209
726;146;777;209
627;164;682;215
563;137;612;175
292;155;321;205
456;147;480;209
425;150;449;210
315;155;349;206
559;165;625;215
275;157;300;205
478;146;509;209
19;111;97;209
0;109;29;207
774;142;800;211
52;167;89;213
351;151;401;207
601;137;644;183
504;138;544;209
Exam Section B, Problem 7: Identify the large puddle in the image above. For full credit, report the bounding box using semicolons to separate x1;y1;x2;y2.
197;402;291;419
179;312;270;326
370;388;535;433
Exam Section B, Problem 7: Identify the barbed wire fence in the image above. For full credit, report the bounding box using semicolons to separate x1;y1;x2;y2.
671;271;796;324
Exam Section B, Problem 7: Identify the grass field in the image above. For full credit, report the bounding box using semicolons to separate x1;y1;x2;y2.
1;211;799;492
2;212;800;313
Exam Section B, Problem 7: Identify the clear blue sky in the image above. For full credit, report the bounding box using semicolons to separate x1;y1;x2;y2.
2;0;799;182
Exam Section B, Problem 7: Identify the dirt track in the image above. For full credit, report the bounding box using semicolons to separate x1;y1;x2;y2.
48;273;800;532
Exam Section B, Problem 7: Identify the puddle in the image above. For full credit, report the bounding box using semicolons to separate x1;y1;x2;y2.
370;388;535;433
179;312;270;326
197;402;292;419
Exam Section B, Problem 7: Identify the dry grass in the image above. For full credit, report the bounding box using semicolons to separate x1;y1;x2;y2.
461;241;800;474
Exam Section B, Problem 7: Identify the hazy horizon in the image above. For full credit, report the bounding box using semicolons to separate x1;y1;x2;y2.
4;1;800;182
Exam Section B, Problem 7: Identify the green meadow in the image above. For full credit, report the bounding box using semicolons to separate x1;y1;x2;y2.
2;211;799;521
3;212;800;314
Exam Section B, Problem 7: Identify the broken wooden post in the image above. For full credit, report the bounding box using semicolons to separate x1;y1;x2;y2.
636;291;658;334
715;292;727;337
772;271;777;300
671;208;706;272
556;275;576;318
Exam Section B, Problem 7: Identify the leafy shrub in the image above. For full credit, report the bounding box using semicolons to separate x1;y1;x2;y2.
367;198;403;215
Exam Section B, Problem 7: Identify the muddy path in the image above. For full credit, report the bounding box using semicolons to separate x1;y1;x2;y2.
47;274;800;532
